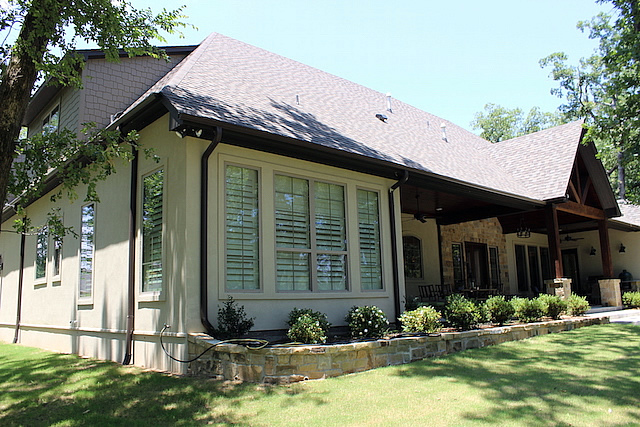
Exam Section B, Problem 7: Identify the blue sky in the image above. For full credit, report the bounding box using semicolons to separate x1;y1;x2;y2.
132;0;612;132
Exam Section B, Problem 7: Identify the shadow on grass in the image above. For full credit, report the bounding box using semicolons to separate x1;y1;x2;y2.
393;324;640;425
0;346;267;425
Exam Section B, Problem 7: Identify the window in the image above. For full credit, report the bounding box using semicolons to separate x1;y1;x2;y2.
402;236;423;279
527;246;542;294
79;204;95;299
275;175;347;291
489;246;500;286
142;169;164;293
35;227;48;280
358;190;382;290
52;237;62;279
452;243;465;288
225;165;260;290
540;247;553;281
515;244;528;292
42;105;60;134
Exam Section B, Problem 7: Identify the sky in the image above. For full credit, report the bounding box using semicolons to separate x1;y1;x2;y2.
107;1;613;132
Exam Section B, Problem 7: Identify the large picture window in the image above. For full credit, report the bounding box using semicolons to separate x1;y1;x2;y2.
225;165;260;290
142;169;164;293
358;190;382;290
79;203;95;299
275;175;347;291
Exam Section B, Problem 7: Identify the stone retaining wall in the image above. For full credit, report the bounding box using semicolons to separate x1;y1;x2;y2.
187;316;609;384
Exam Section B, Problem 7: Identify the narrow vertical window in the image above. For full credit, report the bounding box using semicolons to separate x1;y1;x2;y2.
314;181;346;291
225;165;260;290
452;243;465;288
53;237;62;279
359;190;382;289
515;244;528;292
403;236;423;280
527;245;541;294
79;204;95;299
142;169;164;292
35;227;48;280
489;246;500;286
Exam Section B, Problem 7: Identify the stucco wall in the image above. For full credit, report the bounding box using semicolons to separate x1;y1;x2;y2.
400;215;441;300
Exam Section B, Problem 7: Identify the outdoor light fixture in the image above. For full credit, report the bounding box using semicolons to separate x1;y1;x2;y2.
516;218;531;238
590;247;597;256
620;243;626;253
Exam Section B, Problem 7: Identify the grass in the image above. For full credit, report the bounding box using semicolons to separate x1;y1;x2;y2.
1;324;640;426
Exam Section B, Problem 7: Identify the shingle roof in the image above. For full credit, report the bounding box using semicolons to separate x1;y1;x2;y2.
615;201;640;229
481;121;585;201
125;33;537;199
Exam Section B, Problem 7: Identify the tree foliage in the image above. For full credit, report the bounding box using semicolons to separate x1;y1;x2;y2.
470;103;566;143
0;0;189;235
540;0;640;201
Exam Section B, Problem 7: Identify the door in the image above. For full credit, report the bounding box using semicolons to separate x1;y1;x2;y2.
561;249;582;295
464;242;489;288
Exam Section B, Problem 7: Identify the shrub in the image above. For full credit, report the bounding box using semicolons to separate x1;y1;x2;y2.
444;294;482;331
622;291;640;308
287;314;326;344
485;295;515;325
537;294;567;320
215;296;254;339
399;306;442;334
515;298;545;323
345;305;389;339
287;308;331;335
510;297;526;317
567;294;590;316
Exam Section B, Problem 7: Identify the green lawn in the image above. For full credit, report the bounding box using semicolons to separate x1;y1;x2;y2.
1;324;640;426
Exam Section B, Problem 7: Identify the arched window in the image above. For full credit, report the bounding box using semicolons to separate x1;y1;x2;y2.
403;236;423;279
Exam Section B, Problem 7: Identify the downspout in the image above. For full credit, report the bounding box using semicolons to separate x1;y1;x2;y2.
200;127;223;336
389;171;409;321
123;147;138;365
13;221;26;343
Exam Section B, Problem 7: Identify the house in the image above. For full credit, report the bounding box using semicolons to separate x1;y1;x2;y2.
1;33;638;374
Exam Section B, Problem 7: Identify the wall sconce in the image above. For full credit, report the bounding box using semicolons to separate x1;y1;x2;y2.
619;243;626;253
590;247;597;256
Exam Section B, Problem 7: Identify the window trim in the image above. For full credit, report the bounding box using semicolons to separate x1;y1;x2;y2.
223;162;262;293
274;172;349;293
358;187;384;292
51;228;63;285
34;226;48;285
78;202;96;305
139;166;166;302
402;234;424;281
41;103;60;135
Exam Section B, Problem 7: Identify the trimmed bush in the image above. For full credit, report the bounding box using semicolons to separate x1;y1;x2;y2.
514;298;545;323
537;294;567;320
346;306;389;339
485;295;515;325
622;291;640;308
287;308;331;335
444;294;482;331
399;306;442;334
215;296;254;339
287;314;326;344
567;294;590;316
510;297;527;318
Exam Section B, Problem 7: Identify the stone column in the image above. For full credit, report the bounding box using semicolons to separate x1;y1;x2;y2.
544;278;572;299
598;278;622;307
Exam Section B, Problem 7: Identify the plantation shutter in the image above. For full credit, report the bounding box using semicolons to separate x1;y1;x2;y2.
142;169;163;292
357;190;382;290
315;182;346;290
225;165;260;290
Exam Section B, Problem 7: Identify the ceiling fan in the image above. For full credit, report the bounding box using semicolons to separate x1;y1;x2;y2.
562;234;584;242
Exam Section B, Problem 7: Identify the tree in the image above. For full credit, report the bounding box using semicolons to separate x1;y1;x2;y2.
0;0;189;233
540;0;640;201
471;103;566;143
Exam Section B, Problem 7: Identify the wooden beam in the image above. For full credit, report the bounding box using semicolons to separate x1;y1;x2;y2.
545;204;563;278
567;180;581;204
581;176;592;202
598;219;614;278
556;200;606;220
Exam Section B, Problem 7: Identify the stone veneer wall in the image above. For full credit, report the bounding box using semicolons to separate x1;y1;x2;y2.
440;218;509;287
187;316;608;384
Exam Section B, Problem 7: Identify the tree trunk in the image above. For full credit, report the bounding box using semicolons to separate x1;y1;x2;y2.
618;150;626;200
0;1;63;214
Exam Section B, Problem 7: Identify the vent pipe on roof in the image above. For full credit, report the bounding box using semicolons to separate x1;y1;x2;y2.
441;123;448;142
386;93;392;113
296;94;300;105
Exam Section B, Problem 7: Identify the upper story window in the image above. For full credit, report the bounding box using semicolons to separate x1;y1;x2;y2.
79;203;95;300
275;175;347;291
225;165;260;291
42;105;60;134
142;169;164;293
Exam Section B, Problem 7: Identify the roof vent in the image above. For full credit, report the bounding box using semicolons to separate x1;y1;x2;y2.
441;123;448;142
386;93;393;113
376;113;388;123
296;94;300;105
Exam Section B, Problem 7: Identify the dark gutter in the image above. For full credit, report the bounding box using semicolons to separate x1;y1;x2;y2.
122;147;138;365
200;127;223;337
13;225;26;343
389;171;409;322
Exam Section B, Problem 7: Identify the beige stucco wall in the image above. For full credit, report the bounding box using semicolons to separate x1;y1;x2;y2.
207;144;403;331
400;215;441;300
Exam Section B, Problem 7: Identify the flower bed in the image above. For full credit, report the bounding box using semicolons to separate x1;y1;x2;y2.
187;315;609;384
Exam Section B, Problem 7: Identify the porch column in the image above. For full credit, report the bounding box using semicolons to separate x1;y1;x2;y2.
598;219;614;278
544;204;563;278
